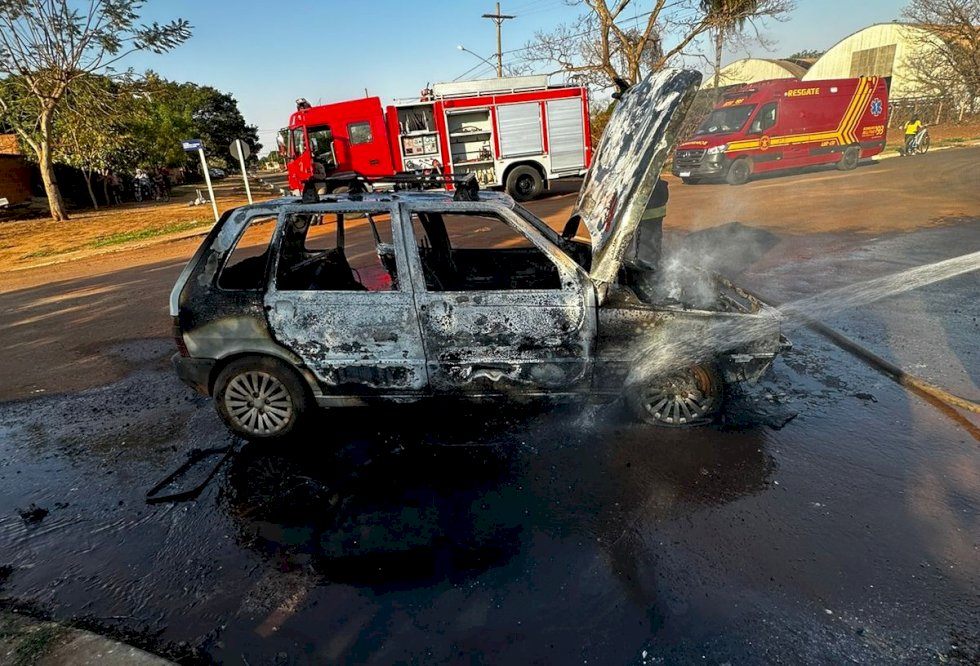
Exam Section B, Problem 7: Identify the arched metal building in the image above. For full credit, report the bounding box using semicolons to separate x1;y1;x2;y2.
802;23;951;101
702;58;808;88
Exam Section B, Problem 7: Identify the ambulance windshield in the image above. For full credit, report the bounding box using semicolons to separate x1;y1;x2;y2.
695;104;756;135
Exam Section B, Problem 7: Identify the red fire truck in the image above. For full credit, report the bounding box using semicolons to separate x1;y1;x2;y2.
672;76;889;185
280;75;592;201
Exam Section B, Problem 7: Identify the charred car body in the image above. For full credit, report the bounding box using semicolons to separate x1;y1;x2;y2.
170;70;785;440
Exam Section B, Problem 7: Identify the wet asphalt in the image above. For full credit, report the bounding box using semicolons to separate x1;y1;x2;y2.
0;220;978;664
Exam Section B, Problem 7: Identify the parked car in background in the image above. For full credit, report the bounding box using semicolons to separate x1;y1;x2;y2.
208;167;227;179
170;69;786;440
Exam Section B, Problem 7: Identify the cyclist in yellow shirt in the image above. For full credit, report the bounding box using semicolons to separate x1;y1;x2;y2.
903;117;923;156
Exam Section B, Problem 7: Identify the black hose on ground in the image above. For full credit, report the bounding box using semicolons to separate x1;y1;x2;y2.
735;284;980;434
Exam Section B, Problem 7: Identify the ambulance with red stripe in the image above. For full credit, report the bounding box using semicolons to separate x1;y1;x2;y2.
672;77;889;185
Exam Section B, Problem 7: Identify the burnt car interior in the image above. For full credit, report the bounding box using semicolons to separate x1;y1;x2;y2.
274;212;398;292
411;211;562;291
216;216;277;290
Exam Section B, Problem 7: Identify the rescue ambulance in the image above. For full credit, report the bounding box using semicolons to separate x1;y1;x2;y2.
672;77;889;184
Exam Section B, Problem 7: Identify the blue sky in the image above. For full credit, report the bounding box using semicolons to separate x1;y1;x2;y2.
127;0;907;155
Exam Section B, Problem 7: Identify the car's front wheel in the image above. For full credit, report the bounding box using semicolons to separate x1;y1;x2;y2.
214;356;309;440
627;364;723;426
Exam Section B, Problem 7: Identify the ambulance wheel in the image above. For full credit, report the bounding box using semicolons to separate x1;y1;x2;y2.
627;364;723;427
725;158;751;185
506;166;543;202
838;145;859;171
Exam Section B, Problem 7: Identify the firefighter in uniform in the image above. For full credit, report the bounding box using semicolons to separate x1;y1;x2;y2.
627;177;668;271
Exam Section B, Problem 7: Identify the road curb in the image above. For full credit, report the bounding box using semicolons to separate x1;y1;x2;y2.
0;611;177;665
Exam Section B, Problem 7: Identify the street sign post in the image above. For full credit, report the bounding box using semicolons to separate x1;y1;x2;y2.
182;139;219;221
230;139;253;204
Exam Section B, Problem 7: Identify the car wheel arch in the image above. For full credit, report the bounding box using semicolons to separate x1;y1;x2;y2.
208;350;319;398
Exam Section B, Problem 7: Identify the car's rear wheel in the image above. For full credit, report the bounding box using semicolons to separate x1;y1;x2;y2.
627;364;723;427
837;145;859;171
725;158;751;185
214;357;309;440
506;166;543;201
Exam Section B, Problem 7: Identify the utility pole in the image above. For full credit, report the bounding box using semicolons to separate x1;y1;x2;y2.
482;2;515;78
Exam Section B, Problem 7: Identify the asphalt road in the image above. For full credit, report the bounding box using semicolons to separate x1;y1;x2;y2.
0;148;978;664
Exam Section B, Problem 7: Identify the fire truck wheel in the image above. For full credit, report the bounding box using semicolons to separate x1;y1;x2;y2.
725;158;751;185
506;166;543;202
626;364;723;427
837;145;859;171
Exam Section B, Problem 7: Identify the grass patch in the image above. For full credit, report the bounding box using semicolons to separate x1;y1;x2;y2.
0;616;67;666
87;219;211;248
13;624;65;666
20;247;63;260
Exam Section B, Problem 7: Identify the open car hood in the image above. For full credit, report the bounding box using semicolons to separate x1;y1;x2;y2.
571;68;701;288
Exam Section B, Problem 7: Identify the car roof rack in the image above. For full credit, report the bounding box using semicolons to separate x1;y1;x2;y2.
301;171;480;203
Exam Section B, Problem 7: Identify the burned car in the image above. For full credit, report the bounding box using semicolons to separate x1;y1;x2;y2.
170;69;784;440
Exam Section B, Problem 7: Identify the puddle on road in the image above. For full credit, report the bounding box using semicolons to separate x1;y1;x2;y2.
0;339;976;663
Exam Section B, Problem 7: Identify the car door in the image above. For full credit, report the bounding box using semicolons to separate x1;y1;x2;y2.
399;200;596;395
263;203;428;396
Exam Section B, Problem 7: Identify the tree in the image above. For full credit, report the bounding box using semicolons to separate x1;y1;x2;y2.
126;78;260;172
522;0;792;90
901;0;980;115
700;0;795;93
0;1;191;220
52;74;135;208
192;87;261;169
787;48;824;60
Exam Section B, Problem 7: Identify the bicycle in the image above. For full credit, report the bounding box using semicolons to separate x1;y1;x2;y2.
902;127;930;156
152;180;170;202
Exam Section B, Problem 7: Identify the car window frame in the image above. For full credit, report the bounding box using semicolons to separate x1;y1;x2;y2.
267;201;406;294
399;200;585;293
214;210;280;293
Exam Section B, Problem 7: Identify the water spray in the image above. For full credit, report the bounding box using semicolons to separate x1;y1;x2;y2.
628;249;980;422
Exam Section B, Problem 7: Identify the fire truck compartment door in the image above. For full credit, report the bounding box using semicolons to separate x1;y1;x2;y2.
546;98;586;172
572;68;701;290
497;103;543;157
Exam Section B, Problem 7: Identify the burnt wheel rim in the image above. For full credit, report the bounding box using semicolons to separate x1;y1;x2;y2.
224;371;294;436
638;366;719;425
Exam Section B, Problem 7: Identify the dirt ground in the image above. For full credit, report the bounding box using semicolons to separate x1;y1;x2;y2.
0;180;274;271
0;147;977;401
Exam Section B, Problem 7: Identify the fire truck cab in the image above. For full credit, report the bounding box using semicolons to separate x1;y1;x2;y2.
282;75;592;201
672;76;889;185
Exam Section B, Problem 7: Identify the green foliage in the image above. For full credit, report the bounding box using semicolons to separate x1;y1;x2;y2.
787;49;824;59
589;100;617;148
128;75;261;170
0;0;192;219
